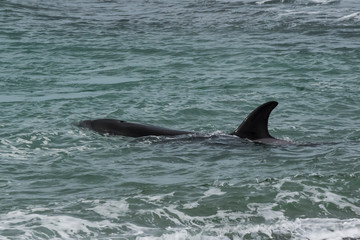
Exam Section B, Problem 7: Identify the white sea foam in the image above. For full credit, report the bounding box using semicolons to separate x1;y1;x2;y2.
177;186;227;210
337;12;360;22
255;0;274;4
0;139;30;161
0;209;115;240
192;218;356;239
182;201;200;209
310;187;360;215
134;217;360;240
131;179;360;239
309;0;339;4
1;202;360;239
256;0;339;4
273;177;360;216
1;179;358;239
247;202;285;221
135;192;176;205
291;218;360;240
202;187;226;198
90;199;129;219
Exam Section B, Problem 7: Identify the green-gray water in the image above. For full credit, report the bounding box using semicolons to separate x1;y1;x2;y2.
1;0;360;239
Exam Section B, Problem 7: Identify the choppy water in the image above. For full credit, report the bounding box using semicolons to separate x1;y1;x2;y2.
1;0;360;239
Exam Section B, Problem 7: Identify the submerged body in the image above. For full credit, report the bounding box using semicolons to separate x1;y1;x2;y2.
77;119;192;137
77;101;290;145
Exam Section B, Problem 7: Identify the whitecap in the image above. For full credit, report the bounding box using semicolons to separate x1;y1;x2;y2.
90;199;129;219
0;210;115;239
337;12;360;22
202;187;226;198
135;192;175;205
309;0;339;4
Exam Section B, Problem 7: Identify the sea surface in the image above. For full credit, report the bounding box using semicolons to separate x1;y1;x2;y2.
1;0;360;239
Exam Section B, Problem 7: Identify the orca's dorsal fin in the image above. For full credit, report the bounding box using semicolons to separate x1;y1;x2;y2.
231;101;278;140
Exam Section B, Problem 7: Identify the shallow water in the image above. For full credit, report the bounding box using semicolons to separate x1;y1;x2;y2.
1;0;360;239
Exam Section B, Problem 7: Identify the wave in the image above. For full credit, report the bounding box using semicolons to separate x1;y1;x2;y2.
1;178;360;239
1;205;359;239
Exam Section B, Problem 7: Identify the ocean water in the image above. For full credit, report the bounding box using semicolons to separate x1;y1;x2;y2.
1;0;360;239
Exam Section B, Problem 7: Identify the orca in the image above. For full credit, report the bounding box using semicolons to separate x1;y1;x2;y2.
77;101;290;145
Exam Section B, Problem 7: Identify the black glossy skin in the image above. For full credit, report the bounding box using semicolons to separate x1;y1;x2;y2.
77;119;192;137
77;101;291;145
